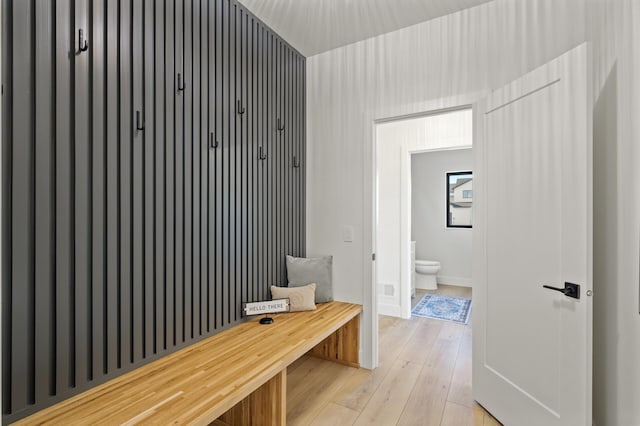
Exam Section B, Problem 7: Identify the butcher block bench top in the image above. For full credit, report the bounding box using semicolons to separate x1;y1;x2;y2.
14;301;362;425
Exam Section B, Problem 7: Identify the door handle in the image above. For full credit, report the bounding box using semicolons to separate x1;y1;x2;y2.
542;282;580;299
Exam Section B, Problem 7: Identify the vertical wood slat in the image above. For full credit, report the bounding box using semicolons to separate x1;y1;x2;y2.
239;6;245;315
238;9;245;313
294;54;298;257
250;19;256;303
153;0;166;354
273;39;279;288
268;29;273;299
287;56;293;251
298;56;303;252
273;36;278;287
282;42;287;282
199;0;208;333
277;40;282;281
1;0;13;414
272;38;277;288
90;0;107;380
257;24;262;300
279;40;284;284
141;0;149;356
54;0;74;396
131;0;144;364
288;50;293;257
283;46;288;266
296;56;305;256
257;22;264;299
192;0;201;339
2;0;305;421
221;0;228;327
174;0;185;345
74;0;91;387
254;18;260;302
214;0;223;331
266;32;272;292
164;0;176;350
246;15;253;304
262;27;267;292
301;54;306;257
221;0;235;327
205;0;214;333
245;14;251;303
119;0;133;366
292;53;298;258
280;41;285;284
232;3;239;318
34;0;55;403
293;52;298;256
253;21;258;300
143;0;155;359
271;37;282;285
228;0;236;325
12;0;35;410
283;44;288;279
105;0;119;373
183;0;193;340
284;47;288;262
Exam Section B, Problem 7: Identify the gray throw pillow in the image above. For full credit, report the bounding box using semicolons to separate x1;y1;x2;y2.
286;255;333;303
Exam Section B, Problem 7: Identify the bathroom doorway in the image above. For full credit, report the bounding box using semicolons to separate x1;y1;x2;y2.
374;108;472;320
411;149;473;290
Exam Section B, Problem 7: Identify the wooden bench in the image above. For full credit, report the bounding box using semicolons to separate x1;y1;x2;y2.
14;301;362;426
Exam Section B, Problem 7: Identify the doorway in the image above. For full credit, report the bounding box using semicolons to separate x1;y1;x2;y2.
374;108;472;320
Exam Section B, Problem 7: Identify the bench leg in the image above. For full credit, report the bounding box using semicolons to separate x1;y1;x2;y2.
217;368;286;426
309;315;360;368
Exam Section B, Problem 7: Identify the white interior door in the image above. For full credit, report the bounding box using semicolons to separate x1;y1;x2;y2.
473;44;592;425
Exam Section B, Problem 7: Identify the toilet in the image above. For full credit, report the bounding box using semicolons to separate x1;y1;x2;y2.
415;260;441;290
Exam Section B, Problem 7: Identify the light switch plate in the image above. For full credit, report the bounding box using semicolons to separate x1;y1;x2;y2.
343;226;354;242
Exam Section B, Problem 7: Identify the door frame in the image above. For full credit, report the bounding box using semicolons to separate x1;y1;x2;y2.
368;103;475;367
1;1;4;409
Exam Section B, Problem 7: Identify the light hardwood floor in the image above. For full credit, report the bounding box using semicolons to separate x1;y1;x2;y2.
287;285;502;426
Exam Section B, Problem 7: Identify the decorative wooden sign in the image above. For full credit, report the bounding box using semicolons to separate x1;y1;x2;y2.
243;299;290;317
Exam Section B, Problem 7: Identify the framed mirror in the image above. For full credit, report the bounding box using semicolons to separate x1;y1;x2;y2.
447;171;473;228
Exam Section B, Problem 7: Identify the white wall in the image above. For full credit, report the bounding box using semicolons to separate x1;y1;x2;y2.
306;0;640;423
376;127;402;314
307;0;585;371
376;110;472;318
411;149;473;286
591;2;640;425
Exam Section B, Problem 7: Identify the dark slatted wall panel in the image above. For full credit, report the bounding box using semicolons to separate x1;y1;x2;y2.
1;0;306;421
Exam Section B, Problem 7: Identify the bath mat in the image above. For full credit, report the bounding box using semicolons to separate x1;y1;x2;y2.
411;294;472;324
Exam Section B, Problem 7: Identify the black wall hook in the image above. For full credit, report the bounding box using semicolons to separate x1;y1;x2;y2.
277;118;285;132
177;73;186;91
136;111;144;131
209;133;219;149
237;100;246;115
259;146;267;160
293;155;300;168
78;29;88;52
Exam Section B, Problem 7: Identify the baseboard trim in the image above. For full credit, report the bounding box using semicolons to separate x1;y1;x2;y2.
437;275;472;287
378;303;402;318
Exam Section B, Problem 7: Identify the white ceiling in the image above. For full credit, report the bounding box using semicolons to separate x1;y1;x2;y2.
238;0;493;57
